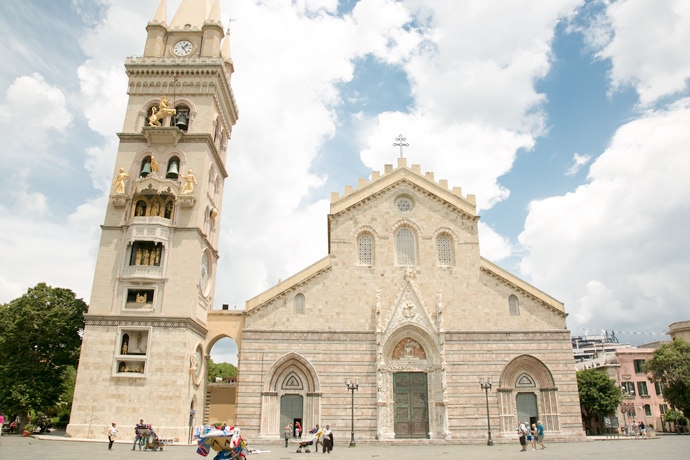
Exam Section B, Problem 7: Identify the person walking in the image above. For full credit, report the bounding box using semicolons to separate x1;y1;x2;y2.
284;423;292;448
530;423;538;450
313;424;324;453
107;422;118;450
0;412;4;445
536;420;546;449
517;421;528;452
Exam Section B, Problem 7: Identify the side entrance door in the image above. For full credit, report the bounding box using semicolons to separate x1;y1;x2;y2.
393;372;429;438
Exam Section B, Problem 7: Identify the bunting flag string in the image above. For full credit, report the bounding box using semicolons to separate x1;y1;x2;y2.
579;328;667;336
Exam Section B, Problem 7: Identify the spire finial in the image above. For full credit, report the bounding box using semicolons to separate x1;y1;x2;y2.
393;134;409;158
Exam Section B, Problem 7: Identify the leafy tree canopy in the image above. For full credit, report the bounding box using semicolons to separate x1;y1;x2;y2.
643;338;690;417
208;359;237;383
0;283;87;416
577;369;621;423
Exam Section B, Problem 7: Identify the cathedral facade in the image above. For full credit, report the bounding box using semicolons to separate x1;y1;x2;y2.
233;158;584;442
67;0;584;444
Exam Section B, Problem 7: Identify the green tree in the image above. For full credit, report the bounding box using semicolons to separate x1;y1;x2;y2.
0;283;87;417
207;359;237;383
576;369;621;431
643;338;690;417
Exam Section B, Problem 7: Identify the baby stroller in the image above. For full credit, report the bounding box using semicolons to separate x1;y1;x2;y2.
139;426;165;451
290;428;317;453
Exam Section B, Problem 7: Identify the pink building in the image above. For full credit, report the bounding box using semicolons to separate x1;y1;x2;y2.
616;346;669;432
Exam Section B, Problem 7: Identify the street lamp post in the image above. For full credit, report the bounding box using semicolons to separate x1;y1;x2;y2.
345;378;359;447
479;378;493;446
620;386;635;436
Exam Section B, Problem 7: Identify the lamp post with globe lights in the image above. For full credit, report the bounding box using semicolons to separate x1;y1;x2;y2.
345;378;359;447
479;378;494;446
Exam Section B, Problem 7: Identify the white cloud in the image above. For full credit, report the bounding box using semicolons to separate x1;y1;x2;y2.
357;0;584;212
566;153;592;176
0;73;72;154
590;0;690;106
478;222;514;262
519;98;690;335
0;203;97;305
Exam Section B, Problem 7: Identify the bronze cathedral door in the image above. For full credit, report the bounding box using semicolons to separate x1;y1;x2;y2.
393;372;429;438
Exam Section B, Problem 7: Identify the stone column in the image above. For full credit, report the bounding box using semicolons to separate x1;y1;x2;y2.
260;392;278;437
539;388;560;432
498;388;515;434
305;392;321;428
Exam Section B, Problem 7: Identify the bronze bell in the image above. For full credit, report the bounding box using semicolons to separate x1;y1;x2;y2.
166;161;179;179
176;112;189;130
140;162;151;177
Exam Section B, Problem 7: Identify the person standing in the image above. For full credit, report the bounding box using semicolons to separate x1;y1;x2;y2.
108;422;118;450
517;421;528;452
132;419;146;450
322;424;333;453
295;420;302;438
0;412;4;444
536;420;546;449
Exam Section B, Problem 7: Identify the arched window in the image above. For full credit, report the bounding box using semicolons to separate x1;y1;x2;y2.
509;295;519;316
395;227;416;266
437;234;454;266
294;294;305;315
129;241;163;266
358;233;373;265
133;200;147;217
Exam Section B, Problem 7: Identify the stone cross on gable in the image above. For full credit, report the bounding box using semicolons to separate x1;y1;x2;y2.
393;134;409;158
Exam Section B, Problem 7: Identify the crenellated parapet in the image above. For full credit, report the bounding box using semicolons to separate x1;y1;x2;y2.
330;157;478;221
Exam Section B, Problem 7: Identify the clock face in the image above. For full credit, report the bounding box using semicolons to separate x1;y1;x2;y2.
173;40;193;56
200;253;209;293
194;348;202;378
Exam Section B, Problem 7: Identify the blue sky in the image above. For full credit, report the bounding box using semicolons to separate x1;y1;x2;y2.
2;0;690;363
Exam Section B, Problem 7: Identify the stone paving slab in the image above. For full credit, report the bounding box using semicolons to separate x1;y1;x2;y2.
0;432;687;460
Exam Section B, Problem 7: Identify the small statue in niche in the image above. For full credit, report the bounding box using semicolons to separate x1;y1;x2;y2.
148;96;176;127
164;201;173;219
180;169;197;194
113;168;130;194
151;200;160;216
135;200;146;216
136;292;147;303
121;342;128;355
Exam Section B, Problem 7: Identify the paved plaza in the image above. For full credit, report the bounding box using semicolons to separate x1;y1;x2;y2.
0;432;687;460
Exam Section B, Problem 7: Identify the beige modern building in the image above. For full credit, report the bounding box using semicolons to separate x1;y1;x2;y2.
67;0;238;441
668;320;690;342
68;0;584;444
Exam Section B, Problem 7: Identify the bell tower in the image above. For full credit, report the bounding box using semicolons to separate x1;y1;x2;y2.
67;0;238;440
